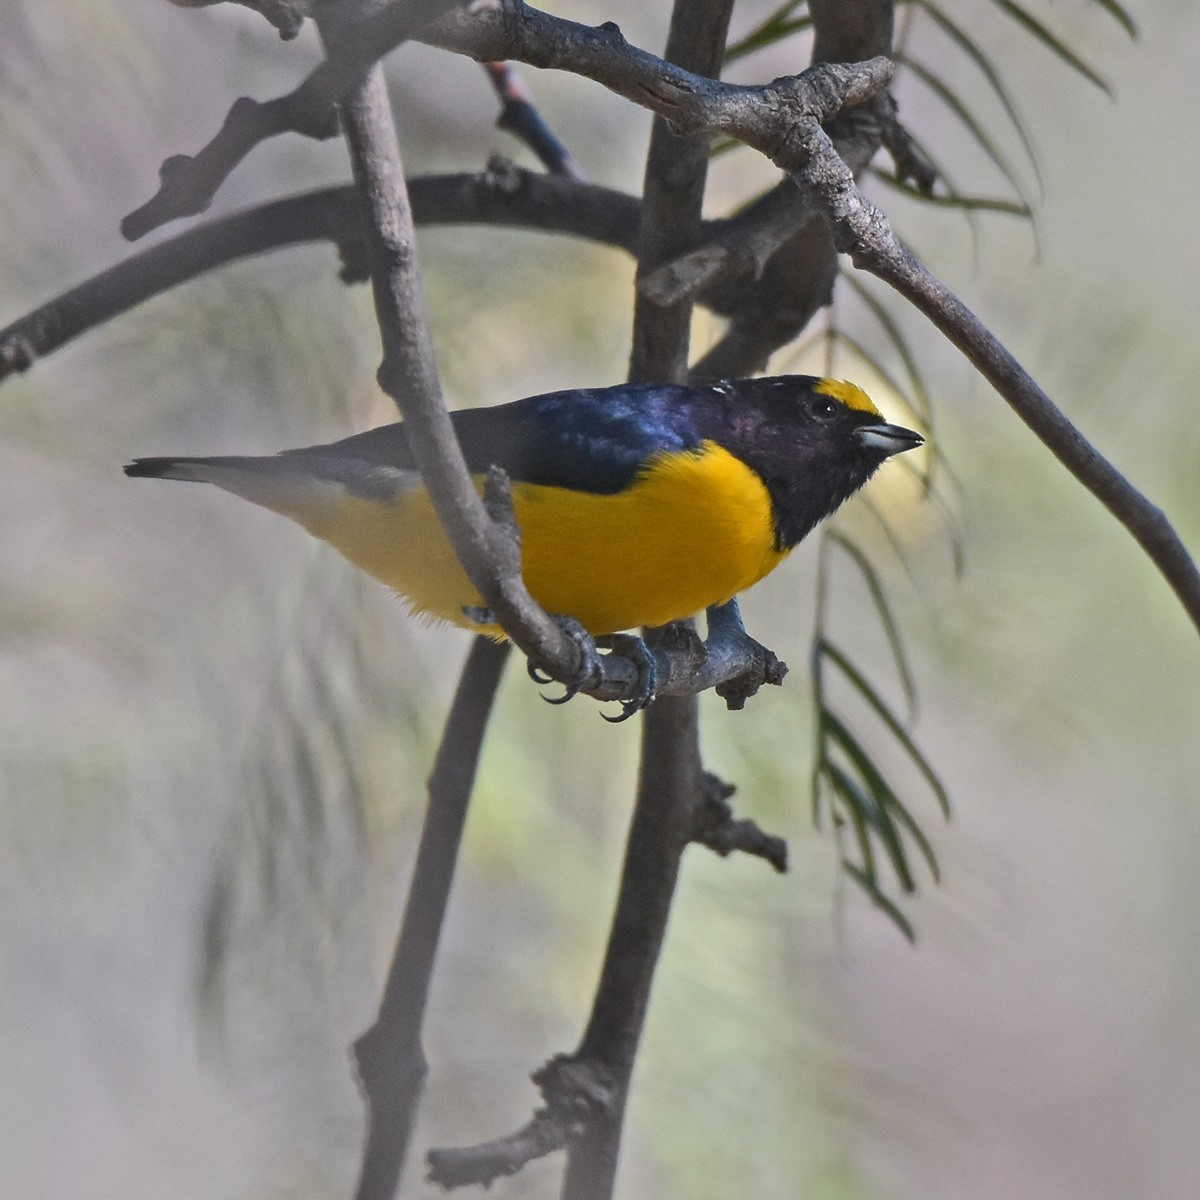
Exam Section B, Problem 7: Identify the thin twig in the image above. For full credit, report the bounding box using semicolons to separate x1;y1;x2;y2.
352;636;511;1200
122;0;465;239
692;771;789;874
786;116;1200;636
483;61;586;179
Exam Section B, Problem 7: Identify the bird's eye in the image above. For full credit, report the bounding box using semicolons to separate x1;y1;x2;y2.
808;397;839;421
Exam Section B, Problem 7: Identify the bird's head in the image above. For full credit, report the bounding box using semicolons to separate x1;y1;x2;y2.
696;375;924;549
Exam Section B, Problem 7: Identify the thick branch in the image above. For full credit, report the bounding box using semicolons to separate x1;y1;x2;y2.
641;0;899;317
562;5;735;1196
122;0;889;239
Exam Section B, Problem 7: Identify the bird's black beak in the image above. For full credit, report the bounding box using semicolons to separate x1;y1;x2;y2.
854;422;924;457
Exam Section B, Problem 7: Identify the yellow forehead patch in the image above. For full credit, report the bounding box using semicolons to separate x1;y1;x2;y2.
815;378;881;417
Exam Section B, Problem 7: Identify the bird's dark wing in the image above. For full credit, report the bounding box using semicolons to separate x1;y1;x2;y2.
289;383;707;497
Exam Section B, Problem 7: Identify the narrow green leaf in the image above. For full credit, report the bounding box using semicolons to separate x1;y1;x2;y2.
826;529;918;717
725;2;812;64
819;638;951;818
819;763;877;884
842;861;917;942
989;0;1112;94
842;275;934;430
822;710;916;893
889;456;969;577
871;170;1032;218
915;0;1043;192
836;330;926;433
824;752;912;893
869;127;988;258
1089;0;1137;37
897;52;1036;219
857;496;924;606
882;787;942;882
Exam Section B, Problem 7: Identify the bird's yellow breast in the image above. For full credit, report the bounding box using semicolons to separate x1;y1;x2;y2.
302;441;788;635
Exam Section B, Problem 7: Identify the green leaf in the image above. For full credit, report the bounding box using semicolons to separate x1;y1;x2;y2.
915;0;1043;193
889;456;969;578
841;861;917;942
883;785;942;883
818;638;951;819
870;169;1032;218
1089;0;1137;37
822;710;917;893
897;52;1036;221
989;0;1112;94
725;1;811;65
868;127;988;256
836;329;927;434
819;762;877;884
826;529;918;716
842;275;934;430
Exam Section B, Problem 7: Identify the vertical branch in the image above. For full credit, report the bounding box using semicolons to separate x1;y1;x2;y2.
317;14;518;1200
562;4;734;1197
353;636;511;1200
561;696;704;1198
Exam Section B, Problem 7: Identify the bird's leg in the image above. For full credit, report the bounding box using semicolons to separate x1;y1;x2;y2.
705;598;788;710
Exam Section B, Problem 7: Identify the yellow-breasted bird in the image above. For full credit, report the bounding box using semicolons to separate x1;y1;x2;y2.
124;375;922;637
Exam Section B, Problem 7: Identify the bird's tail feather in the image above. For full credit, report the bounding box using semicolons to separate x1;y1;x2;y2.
123;456;234;481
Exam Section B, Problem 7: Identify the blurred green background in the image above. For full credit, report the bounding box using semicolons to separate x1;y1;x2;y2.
2;2;1198;1197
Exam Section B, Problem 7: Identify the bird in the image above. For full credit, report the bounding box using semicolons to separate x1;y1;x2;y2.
124;375;922;639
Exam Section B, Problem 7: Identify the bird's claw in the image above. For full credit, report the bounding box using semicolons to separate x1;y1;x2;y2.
530;615;603;705
597;633;658;722
528;620;660;721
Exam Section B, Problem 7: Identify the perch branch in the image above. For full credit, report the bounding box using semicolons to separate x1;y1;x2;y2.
427;3;1200;635
426;7;793;1195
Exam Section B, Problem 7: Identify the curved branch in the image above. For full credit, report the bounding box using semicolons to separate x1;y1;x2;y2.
0;167;641;384
122;0;889;240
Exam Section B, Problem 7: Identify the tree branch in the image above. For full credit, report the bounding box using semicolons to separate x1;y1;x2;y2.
352;636;511;1200
785;115;1200;636
122;0;466;239
121;0;889;240
562;3;735;1194
167;0;314;41
428;2;1200;634
0;168;642;384
424;7;791;1195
